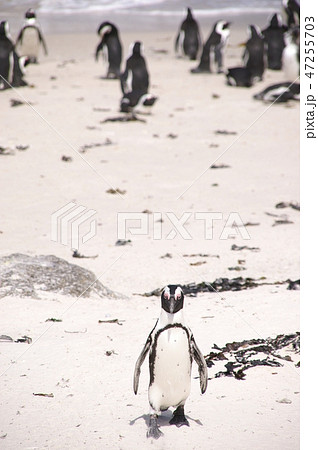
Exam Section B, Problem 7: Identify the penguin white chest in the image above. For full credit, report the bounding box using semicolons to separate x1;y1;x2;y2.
283;45;299;80
20;28;40;58
149;327;192;411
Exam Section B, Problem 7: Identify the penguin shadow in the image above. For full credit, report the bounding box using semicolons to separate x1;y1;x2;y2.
129;411;203;430
98;75;119;80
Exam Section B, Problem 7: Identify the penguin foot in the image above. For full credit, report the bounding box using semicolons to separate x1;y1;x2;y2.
106;72;119;79
147;414;163;439
169;405;189;428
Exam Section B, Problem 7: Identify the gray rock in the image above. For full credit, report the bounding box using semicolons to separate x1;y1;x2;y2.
0;253;122;299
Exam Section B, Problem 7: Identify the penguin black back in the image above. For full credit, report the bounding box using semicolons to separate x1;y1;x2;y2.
262;14;286;70
175;7;201;60
243;25;265;80
0;21;15;89
119;41;156;113
96;21;122;79
121;41;149;94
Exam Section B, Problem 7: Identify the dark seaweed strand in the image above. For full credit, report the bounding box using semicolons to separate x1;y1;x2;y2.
149;324;192;387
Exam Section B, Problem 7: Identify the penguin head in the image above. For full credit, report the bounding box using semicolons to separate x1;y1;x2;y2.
132;41;142;55
161;285;184;314
290;25;300;45
98;21;116;36
269;13;282;28
247;25;263;39
186;8;193;19
25;9;36;19
215;20;231;35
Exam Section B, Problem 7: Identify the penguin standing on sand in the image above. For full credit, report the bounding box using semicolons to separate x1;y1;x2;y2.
243;25;265;81
16;9;47;63
134;285;208;439
262;14;286;70
175;8;201;60
95;21;122;79
191;20;230;73
120;41;157;114
0;21;28;90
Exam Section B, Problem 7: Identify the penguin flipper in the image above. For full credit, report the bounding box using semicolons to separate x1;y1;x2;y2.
133;334;152;394
16;28;25;47
38;29;48;55
191;336;208;394
175;32;180;53
95;41;103;61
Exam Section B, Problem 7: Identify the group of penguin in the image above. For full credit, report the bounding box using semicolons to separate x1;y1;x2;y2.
0;9;47;90
175;1;300;102
95;22;157;114
1;1;300;108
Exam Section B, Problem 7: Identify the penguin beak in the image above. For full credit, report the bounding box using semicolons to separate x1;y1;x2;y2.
169;296;176;313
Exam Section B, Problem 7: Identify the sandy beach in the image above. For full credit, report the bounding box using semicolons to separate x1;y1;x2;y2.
0;8;299;450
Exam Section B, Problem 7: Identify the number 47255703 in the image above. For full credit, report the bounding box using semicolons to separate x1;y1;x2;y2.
305;17;315;79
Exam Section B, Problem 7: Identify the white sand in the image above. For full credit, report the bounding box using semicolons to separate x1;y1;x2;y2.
0;24;299;449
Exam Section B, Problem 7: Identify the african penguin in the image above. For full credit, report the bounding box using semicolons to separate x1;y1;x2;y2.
134;285;208;439
226;67;253;87
282;0;300;29
243;25;265;81
191;20;230;74
0;21;28;90
262;13;286;70
120;41;157;114
175;8;201;60
16;9;48;64
95;21;122;79
253;81;300;102
282;26;300;81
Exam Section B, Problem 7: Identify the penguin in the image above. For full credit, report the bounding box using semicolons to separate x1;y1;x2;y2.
120;41;157;114
282;0;300;29
175;8;201;60
243;25;265;81
0;21;28;90
262;13;286;70
191;20;230;74
282;25;299;81
253;81;300;102
226;67;253;87
16;9;47;64
134;285;208;439
95;21;122;79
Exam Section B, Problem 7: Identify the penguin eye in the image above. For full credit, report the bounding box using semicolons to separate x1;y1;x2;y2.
164;293;169;299
176;294;181;300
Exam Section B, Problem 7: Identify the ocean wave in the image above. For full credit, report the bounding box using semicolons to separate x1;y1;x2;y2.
38;0;282;15
39;0;166;14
